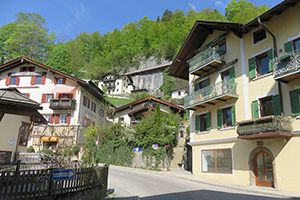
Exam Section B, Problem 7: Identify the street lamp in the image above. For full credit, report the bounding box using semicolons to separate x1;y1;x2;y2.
178;125;185;138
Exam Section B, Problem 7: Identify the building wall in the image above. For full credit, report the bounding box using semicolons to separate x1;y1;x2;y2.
171;89;187;99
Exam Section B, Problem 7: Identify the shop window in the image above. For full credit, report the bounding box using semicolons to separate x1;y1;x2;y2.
253;29;266;44
217;106;236;129
195;112;211;132
202;148;232;173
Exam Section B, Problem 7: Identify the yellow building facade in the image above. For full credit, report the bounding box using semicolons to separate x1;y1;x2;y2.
168;0;300;192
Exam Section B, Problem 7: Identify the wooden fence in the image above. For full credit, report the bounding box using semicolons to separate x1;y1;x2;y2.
0;165;109;200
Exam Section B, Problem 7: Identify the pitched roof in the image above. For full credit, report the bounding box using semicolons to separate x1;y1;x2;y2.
114;96;183;113
167;0;299;80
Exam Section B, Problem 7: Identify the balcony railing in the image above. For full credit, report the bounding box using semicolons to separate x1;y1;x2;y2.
103;77;116;82
184;80;237;108
273;50;300;82
49;99;76;110
236;115;292;139
105;83;116;88
188;46;225;74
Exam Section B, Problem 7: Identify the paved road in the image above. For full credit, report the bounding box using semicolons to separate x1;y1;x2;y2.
107;166;289;200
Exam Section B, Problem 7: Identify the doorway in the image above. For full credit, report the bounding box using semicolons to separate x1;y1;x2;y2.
254;151;274;187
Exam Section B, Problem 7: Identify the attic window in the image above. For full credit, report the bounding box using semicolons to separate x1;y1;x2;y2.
253;29;266;44
20;67;35;72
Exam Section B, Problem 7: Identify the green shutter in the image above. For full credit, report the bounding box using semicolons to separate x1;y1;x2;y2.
267;48;274;72
251;100;259;119
231;105;236;124
229;66;235;82
194;83;199;92
206;112;211;130
206;78;210;87
217;109;222;129
272;95;281;116
284;41;293;54
289;89;300;116
195;115;200;132
248;57;256;79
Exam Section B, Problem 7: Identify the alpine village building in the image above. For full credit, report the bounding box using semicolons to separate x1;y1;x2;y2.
0;57;109;153
167;0;300;193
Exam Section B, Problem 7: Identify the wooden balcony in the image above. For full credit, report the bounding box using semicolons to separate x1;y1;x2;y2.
188;46;225;76
273;50;300;83
49;99;76;110
103;77;116;82
105;83;116;88
237;115;292;140
184;80;238;110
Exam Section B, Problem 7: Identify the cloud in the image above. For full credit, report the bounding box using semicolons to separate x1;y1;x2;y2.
70;2;86;20
215;1;225;7
189;2;196;10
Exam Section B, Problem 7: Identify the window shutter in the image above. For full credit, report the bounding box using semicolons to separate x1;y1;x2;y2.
58;94;63;99
16;77;20;85
50;114;54;124
5;77;11;85
284;41;293;54
31;76;36;85
55;114;60;124
217;109;222;129
19;67;24;72
267;48;274;72
207;112;211;130
54;77;57;84
94;104;96;112
251;100;259;119
248;57;256;79
51;93;54;98
229;67;235;82
231;105;236;124
66;114;71;124
83;96;86;105
82;116;86;126
26;93;30;98
42;76;46;85
41;94;47;103
206;78;210;87
289;89;300;116
63;78;66;84
272;95;281;115
88;99;90;108
194;83;199;92
69;94;73;99
195;115;200;132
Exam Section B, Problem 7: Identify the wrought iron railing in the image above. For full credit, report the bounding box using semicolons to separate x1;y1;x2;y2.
187;46;225;72
184;80;237;107
49;98;76;110
236;115;292;136
273;50;300;78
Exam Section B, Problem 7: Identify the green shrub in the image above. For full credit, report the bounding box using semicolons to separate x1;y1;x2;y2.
26;145;35;153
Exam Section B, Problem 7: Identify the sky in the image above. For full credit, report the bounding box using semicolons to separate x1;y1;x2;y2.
1;0;283;40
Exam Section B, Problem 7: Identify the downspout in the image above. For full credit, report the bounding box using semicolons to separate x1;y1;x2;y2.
257;17;283;115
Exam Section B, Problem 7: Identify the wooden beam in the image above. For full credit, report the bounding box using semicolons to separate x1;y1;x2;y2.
270;11;282;15
199;25;213;34
217;98;226;102
205;102;215;105
0;112;4;122
225;26;243;38
285;3;295;7
0;106;37;116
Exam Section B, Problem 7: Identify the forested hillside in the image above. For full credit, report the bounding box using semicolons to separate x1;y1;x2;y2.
0;1;268;81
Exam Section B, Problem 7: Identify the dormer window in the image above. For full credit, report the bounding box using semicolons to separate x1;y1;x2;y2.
253;29;266;44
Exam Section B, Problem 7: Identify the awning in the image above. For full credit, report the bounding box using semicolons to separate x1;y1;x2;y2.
50;85;76;93
40;136;58;142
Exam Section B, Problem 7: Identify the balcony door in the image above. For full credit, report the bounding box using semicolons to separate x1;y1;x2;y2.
254;151;274;187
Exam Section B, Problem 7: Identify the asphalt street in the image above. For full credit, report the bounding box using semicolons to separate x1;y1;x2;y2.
107;166;291;200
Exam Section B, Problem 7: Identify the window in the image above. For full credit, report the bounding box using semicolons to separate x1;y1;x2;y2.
119;117;124;124
178;91;181;96
217;106;235;129
124;84;125;87
57;78;64;84
117;82;119;85
31;76;46;85
5;77;20;85
202;148;232;173
82;116;90;127
248;49;274;79
44;114;51;123
20;67;35;72
289;89;300;116
19;123;30;146
83;96;90;108
91;102;96;112
60;114;67;123
0;151;12;164
46;94;52;102
195;112;211;132
252;95;280;119
100;109;104;117
253;29;266;44
222;70;230;81
215;40;226;56
194;78;210;92
22;93;30;98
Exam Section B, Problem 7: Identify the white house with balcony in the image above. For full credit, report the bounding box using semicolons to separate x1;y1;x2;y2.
0;57;110;152
98;72;134;95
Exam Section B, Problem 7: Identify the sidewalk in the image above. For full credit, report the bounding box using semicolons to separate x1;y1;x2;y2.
110;165;300;199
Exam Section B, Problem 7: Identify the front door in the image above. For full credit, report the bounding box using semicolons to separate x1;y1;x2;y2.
254;151;274;187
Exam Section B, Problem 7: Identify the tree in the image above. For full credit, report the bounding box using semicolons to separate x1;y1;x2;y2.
46;43;71;74
225;0;268;23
